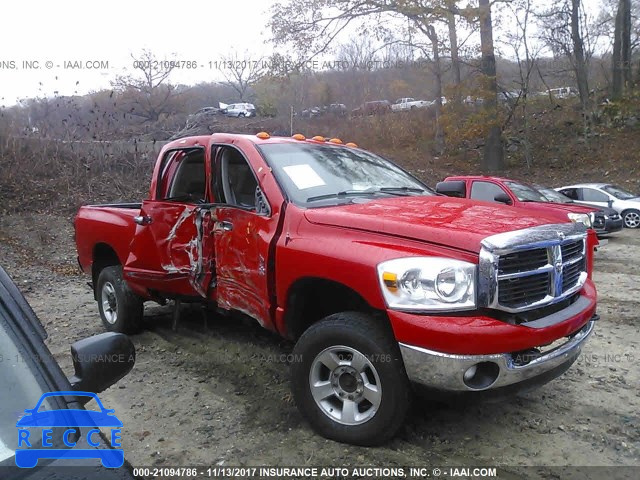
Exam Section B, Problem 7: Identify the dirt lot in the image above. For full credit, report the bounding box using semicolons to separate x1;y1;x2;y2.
0;213;638;474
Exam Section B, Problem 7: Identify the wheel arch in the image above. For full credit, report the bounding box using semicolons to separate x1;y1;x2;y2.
92;243;121;299
283;277;389;340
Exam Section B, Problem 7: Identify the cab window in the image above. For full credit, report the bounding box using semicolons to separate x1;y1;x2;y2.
470;181;507;203
581;188;609;202
216;147;258;209
559;188;578;200
157;148;206;203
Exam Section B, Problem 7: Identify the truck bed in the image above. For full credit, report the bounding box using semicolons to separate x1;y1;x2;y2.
75;203;142;275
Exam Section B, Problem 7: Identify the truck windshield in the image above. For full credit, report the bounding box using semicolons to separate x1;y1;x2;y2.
505;181;548;203
258;143;433;207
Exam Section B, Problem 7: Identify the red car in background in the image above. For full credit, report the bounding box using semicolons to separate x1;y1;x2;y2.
436;176;602;233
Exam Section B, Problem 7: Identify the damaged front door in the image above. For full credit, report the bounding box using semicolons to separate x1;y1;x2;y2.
124;147;215;298
212;145;275;327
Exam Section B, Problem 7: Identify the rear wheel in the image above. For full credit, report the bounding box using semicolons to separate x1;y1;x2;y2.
291;312;410;445
622;209;640;228
97;266;143;333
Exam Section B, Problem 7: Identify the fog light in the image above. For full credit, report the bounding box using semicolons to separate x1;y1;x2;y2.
462;362;500;390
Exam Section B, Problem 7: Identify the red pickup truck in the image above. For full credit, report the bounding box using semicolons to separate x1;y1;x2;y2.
75;133;597;445
436;175;602;230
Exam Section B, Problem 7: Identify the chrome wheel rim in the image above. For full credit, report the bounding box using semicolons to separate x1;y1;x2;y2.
624;212;640;228
309;345;382;426
101;282;118;325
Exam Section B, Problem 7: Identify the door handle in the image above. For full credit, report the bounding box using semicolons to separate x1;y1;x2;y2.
134;215;153;226
215;220;233;232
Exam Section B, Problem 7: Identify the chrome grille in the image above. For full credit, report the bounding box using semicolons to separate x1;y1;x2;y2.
479;224;589;313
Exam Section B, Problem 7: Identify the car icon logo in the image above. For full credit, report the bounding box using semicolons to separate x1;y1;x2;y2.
15;391;124;468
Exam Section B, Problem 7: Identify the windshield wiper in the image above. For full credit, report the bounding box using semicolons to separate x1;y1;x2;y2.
306;190;380;203
378;186;426;195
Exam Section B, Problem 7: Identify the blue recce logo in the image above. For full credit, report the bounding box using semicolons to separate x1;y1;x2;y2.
15;391;124;468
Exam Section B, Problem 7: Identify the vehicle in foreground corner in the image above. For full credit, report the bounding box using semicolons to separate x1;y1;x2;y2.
0;266;135;477
535;185;623;236
556;183;640;229
74;133;598;446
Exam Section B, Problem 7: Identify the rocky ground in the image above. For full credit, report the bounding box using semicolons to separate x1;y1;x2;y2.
0;213;638;476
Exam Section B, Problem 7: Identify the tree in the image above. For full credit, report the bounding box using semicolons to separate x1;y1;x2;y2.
503;0;542;168
270;0;502;165
113;49;179;122
537;1;596;110
612;0;632;97
477;0;504;171
571;0;591;111
219;50;266;101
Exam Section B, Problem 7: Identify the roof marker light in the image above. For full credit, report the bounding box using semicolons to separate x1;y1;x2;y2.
256;132;270;139
312;136;326;142
292;133;306;141
345;142;359;148
329;138;343;144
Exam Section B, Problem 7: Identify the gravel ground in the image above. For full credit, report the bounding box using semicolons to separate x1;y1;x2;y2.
0;213;638;476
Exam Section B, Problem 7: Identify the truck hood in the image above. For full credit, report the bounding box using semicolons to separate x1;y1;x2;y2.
304;196;565;254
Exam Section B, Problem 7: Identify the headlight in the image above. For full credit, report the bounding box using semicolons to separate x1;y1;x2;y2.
568;212;592;228
377;257;476;312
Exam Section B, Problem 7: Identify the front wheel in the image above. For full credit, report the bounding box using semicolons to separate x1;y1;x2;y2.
291;312;410;445
96;266;143;333
622;209;640;228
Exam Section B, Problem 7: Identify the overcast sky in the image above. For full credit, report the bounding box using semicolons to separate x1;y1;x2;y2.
0;0;606;105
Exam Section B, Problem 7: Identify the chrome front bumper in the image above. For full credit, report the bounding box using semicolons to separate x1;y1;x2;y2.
400;320;595;392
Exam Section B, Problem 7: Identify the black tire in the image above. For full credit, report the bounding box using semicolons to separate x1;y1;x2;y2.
622;209;640;229
96;266;143;333
238;113;245;118
291;312;410;446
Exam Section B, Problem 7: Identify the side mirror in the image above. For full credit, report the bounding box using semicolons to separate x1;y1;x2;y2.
608;200;613;208
494;192;513;205
435;180;466;198
68;332;135;401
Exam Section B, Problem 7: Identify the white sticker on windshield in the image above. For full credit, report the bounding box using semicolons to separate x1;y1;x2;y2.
283;164;326;190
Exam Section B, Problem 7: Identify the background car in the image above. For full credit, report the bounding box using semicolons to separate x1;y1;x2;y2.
0;265;135;477
556;183;640;229
391;98;432;112
299;107;322;118
327;103;347;116
220;103;256;118
351;100;392;116
535;185;623;236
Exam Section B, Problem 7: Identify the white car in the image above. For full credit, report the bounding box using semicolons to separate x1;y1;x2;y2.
391;97;432;112
556;183;640;229
220;102;256;118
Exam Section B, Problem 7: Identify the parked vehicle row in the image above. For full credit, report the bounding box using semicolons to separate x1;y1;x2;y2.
435;176;630;235
556;183;640;229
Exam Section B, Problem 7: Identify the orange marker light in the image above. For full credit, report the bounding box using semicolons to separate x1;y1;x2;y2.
311;136;326;142
256;132;270;139
292;133;306;141
345;142;359;148
382;272;398;292
329;138;343;144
